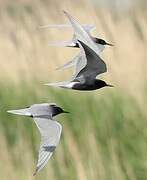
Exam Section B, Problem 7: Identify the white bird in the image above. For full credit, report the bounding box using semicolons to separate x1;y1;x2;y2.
7;103;69;175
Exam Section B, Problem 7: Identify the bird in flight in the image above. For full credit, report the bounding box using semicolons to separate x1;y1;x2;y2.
7;103;69;175
45;40;113;91
45;11;113;91
40;13;113;71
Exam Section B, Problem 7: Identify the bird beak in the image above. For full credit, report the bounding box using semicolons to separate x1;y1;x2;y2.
107;84;114;87
7;108;32;117
63;110;70;114
106;43;114;46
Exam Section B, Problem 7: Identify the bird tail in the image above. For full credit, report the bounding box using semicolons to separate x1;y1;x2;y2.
48;40;75;47
44;81;70;88
39;24;95;31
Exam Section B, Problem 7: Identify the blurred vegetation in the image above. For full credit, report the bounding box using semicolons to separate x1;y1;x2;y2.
0;0;147;179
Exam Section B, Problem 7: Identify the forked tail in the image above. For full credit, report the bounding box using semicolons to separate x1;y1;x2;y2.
44;81;71;89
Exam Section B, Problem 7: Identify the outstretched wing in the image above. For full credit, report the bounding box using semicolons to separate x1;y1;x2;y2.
33;118;62;175
71;50;86;83
63;11;101;54
73;41;107;84
83;24;96;34
56;53;81;70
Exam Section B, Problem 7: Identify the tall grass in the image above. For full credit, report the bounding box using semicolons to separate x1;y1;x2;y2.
0;0;147;179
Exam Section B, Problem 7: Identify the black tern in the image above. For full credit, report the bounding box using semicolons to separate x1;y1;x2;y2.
55;36;113;71
45;24;112;48
63;11;110;53
57;10;112;73
45;40;113;91
7;103;69;175
45;11;113;91
41;16;113;71
56;11;113;71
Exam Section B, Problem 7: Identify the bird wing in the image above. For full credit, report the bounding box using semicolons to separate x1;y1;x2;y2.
56;53;80;70
71;51;86;83
83;24;96;34
33;118;62;175
40;23;95;33
73;41;107;84
63;11;101;54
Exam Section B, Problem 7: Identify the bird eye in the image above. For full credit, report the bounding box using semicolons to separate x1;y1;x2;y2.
102;40;105;44
98;39;106;45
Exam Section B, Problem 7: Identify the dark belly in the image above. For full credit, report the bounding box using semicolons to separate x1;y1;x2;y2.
72;83;99;91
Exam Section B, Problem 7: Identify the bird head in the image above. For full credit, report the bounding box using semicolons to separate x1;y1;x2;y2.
95;38;113;46
50;104;69;117
95;80;114;89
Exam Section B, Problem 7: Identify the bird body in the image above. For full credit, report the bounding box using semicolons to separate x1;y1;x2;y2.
41;19;113;71
7;103;69;175
45;39;113;91
67;37;112;49
45;11;113;91
45;43;113;91
71;79;111;91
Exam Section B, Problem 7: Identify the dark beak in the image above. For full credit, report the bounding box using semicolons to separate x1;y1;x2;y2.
107;84;114;87
63;110;70;113
106;43;114;46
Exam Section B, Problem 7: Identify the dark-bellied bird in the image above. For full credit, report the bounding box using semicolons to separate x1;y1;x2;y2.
45;11;113;91
45;40;113;91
